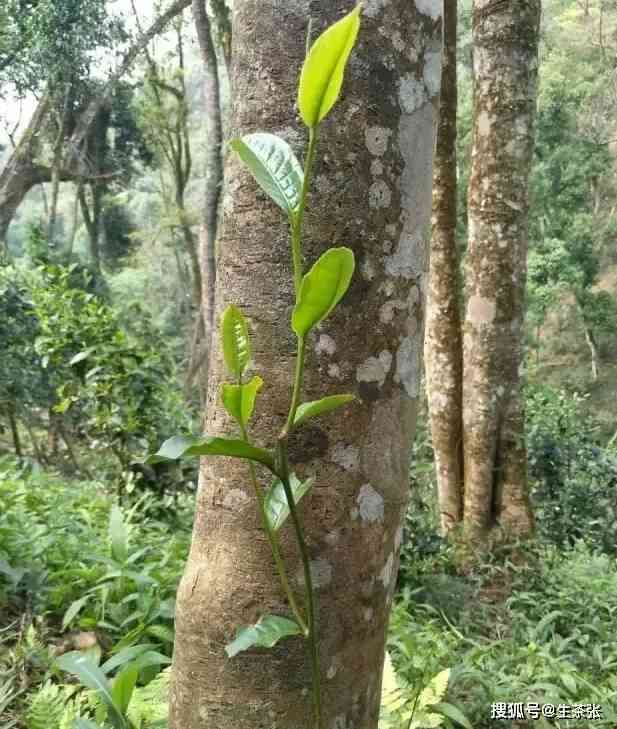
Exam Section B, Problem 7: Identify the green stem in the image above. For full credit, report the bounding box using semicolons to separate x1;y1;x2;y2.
284;336;306;434
290;127;318;296
278;442;322;729
239;423;308;635
280;123;323;728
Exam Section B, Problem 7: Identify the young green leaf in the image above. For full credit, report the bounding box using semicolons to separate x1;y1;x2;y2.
225;615;303;658
292;247;355;337
265;473;315;531
221;375;264;428
145;434;276;473
221;305;251;378
111;665;138;715
293;394;355;428
298;5;362;128
230;133;304;215
56;652;126;729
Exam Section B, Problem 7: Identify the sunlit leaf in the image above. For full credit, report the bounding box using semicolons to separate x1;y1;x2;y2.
225;615;302;658
221;305;251;378
56;652;126;729
145;434;275;473
264;473;314;531
298;5;362;127
293;394;354;427
231;133;303;215
292;247;355;337
111;665;138;715
221;376;264;427
433;702;473;729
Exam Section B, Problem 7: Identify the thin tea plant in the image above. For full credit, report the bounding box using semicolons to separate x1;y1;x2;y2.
146;6;363;728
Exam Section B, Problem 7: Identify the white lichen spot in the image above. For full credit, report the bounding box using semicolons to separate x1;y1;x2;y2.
297;558;333;589
363;0;387;18
327;664;338;680
223;489;250;510
399;74;427;114
365;125;391;157
379;298;408;324
356;350;393;387
316;334;337;356
391;30;405;52
379;552;395;588
331;443;360;472
478;110;491;136
423;50;442;97
361;255;377;281
369;180;392;209
370;158;384;176
415;0;443;19
363;607;374;622
328;363;342;380
385;230;425;279
467;295;497;325
394;335;420;398
357;483;385;523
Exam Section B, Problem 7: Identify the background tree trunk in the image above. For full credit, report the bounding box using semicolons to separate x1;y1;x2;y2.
425;0;463;535
462;0;541;538
169;2;442;728
192;0;223;401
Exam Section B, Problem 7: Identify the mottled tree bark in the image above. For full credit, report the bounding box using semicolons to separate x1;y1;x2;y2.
169;2;442;728
425;0;463;534
462;0;540;538
192;0;223;400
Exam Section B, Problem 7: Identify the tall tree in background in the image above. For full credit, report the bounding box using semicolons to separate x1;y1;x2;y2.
169;2;441;728
425;0;462;533
187;0;224;399
426;1;541;539
462;0;541;537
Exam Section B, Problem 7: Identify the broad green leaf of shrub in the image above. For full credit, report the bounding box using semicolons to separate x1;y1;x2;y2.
146;434;275;473
264;473;315;531
231;133;304;215
221;305;251;378
298;5;362;128
294;394;354;427
221;376;264;427
292;247;355;337
225;615;302;658
56;652;126;729
111;665;138;715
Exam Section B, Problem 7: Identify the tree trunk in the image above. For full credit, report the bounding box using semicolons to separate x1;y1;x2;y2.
169;3;441;728
6;403;22;458
582;319;600;380
192;0;224;398
462;0;540;538
425;0;463;535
